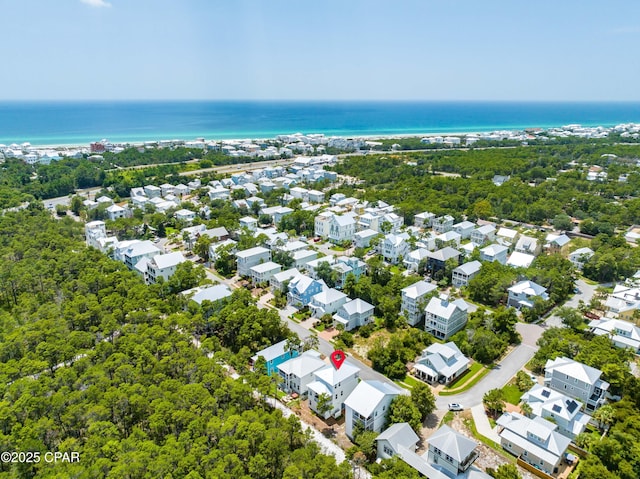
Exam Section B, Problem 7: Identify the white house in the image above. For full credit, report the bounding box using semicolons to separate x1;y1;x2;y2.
85;220;107;247
414;342;469;385
426;425;483;478
436;231;462;249
604;284;640;320
544;357;609;412
292;249;318;269
181;284;233;305
401;280;438;326
432;215;454;233
277;350;327;396
520;384;590;439
496;227;519;246
506;252;535;268
250;261;282;285
175;209;196;224
314;212;334;238
354;229;379;249
121;240;161;270
471;224;496;246
145;251;187;284
507;280;549;309
329;215;356;243
310;288;348;318
414;211;435;229
479;244;509;264
144;185;162;198
236;246;271;277
106;204;128;220
589;317;640;353
497;412;571;475
270;268;301;292
333;298;375;331
376;423;420;461
568;247;594;270
403;247;431;272
378;232;410;264
515;235;541;256
424;295;469;340
344;380;403;439
239;216;258;232
451;260;482;288
307;363;360;418
453;221;476;240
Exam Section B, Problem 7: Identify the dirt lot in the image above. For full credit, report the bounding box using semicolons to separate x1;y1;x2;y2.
292;398;354;451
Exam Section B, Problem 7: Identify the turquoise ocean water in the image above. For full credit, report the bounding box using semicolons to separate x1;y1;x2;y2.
1;101;640;146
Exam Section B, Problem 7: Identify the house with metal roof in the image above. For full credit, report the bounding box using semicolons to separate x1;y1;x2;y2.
236;246;271;277
514;235;541;256
310;288;348;318
277;350;327;396
427;425;481;477
344;380;404;439
414;342;470;385
451;260;482;288
507;280;549;309
479;243;509;264
544;357;609;412
425;295;469;340
251;339;299;376
497;412;571;475
470;224;496;246
307;362;360;418
521;384;590;439
333;298;375;331
376;423;420;460
589;317;640;353
145;251;187;284
401;280;438;326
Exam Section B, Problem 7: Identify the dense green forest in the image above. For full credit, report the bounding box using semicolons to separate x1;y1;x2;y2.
331;143;640;227
0;206;351;478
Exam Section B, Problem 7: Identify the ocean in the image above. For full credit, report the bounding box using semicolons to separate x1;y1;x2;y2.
1;101;640;146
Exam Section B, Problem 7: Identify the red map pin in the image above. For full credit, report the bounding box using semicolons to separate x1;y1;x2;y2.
330;350;346;370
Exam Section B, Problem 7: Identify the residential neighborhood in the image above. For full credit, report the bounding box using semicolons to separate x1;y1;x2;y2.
70;143;640;479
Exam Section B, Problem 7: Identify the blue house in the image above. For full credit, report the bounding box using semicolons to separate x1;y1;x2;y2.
332;256;367;289
287;274;325;307
251;340;299;375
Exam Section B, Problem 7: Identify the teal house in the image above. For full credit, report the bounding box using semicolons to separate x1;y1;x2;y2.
251;339;299;375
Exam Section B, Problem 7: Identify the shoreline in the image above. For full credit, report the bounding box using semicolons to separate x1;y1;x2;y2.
1;125;625;151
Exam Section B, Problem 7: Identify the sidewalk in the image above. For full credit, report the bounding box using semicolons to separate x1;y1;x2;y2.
470;404;501;444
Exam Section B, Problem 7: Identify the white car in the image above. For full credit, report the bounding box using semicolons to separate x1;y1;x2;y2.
448;403;463;411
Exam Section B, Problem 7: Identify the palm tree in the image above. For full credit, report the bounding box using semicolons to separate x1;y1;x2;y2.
593;404;615;433
520;402;533;417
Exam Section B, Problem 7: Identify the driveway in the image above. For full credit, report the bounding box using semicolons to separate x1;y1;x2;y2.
546;278;597;327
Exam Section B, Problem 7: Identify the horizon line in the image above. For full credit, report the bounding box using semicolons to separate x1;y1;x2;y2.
2;98;640;104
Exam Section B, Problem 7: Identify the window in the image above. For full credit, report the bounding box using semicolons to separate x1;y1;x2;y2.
523;451;528;457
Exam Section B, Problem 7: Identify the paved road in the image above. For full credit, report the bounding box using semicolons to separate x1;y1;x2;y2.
179;158;295;177
435;321;544;410
204;267;402;389
435;342;538;409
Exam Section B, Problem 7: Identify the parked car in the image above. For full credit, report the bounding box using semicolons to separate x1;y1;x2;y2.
448;403;463;411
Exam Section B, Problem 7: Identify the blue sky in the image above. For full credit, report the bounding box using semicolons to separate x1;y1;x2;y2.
2;0;639;101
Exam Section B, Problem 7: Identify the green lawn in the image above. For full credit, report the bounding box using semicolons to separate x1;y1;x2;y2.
502;383;523;405
440;411;454;426
440;363;486;395
394;375;423;390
